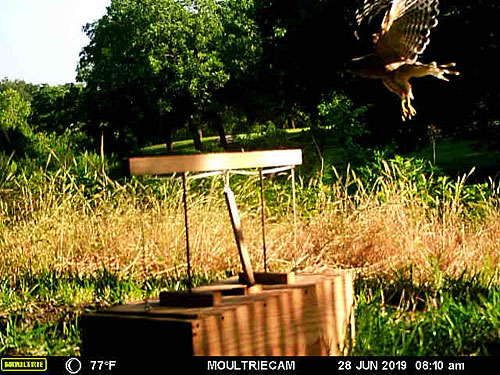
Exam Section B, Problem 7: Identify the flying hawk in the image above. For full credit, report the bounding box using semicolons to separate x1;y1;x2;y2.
347;0;459;120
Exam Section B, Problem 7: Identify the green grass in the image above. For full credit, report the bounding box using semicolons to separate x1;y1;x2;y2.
0;270;214;355
144;133;500;185
411;138;500;181
141;136;219;155
352;271;500;356
141;128;310;155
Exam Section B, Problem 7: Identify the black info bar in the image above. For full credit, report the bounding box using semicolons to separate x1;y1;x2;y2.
0;356;495;374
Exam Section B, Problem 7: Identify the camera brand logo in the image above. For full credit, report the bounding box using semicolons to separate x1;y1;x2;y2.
1;357;47;372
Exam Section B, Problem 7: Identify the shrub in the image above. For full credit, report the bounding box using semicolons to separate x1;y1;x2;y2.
356;151;497;219
0;88;33;157
317;91;370;163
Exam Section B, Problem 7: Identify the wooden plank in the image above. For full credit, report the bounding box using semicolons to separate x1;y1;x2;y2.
129;149;302;175
194;283;259;296
320;278;339;355
159;291;222;307
101;301;202;320
234;301;253;355
239;272;295;285
199;314;223;355
225;186;255;286
334;271;355;354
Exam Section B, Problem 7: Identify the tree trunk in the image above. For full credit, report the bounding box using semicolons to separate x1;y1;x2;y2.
188;117;203;151
214;118;228;149
165;128;173;152
159;115;173;152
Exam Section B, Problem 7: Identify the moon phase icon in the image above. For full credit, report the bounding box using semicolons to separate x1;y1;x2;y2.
65;358;82;374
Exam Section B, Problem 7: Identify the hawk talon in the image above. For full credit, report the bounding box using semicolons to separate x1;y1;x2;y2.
401;97;417;121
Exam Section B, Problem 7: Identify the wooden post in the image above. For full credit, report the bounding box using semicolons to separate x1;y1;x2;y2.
224;183;255;286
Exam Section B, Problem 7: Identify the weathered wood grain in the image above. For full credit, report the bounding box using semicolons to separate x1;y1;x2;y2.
82;272;355;356
129;149;302;175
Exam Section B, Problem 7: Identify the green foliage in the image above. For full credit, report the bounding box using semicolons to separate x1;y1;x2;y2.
318;92;369;139
357;152;497;219
0;85;90;164
78;0;256;151
358;151;439;191
0;88;31;132
217;0;261;80
353;272;500;356
317;91;370;161
0;88;33;157
237;123;293;150
0;79;38;102
1;128;90;175
30;84;85;134
0;314;81;356
0;129;118;226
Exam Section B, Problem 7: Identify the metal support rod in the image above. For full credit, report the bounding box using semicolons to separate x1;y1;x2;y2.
291;167;297;255
182;172;192;293
259;168;268;273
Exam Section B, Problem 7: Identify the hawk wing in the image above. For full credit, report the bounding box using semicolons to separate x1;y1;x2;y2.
357;0;440;65
355;0;393;26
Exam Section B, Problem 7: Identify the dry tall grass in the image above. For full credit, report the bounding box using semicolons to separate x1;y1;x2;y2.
1;164;499;287
299;201;500;280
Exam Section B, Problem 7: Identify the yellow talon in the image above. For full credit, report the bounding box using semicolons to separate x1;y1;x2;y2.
401;97;416;121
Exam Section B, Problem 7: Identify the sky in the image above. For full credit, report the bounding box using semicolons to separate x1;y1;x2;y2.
0;0;110;85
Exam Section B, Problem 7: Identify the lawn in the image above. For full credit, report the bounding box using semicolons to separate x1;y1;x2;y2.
411;138;500;181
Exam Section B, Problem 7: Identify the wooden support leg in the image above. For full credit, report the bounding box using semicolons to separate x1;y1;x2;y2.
224;184;255;286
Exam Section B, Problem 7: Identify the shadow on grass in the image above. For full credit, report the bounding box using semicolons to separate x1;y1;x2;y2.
411;139;500;183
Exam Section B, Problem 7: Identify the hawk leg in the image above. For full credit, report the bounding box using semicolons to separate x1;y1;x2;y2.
401;96;416;121
427;62;459;82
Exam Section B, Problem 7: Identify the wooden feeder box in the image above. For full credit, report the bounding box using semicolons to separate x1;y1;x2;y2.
82;271;354;356
81;149;355;357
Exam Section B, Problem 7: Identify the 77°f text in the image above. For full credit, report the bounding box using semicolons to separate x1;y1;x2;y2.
208;360;295;371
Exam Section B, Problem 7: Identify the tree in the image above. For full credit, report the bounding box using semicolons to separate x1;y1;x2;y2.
202;0;262;146
247;0;357;124
0;79;38;102
436;0;500;147
30;84;85;134
78;0;235;153
77;0;500;155
0;88;32;155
